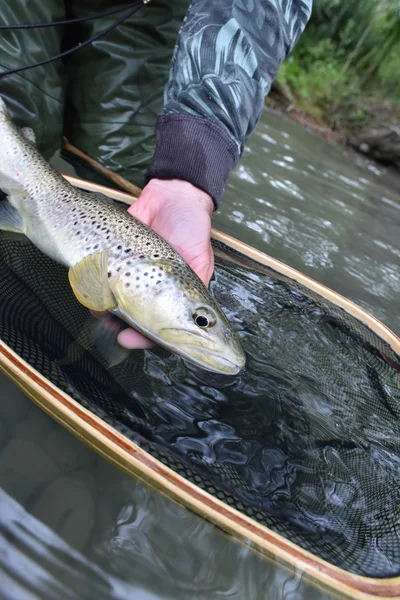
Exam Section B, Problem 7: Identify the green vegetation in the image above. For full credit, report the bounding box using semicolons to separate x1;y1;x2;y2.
277;0;400;131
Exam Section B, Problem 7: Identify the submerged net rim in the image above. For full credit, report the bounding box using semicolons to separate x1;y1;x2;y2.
1;175;400;600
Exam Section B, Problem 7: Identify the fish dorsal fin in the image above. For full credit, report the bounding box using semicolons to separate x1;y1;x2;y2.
21;127;36;145
0;200;25;233
68;249;118;311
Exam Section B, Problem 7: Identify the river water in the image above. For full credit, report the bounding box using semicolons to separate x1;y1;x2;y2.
0;108;399;600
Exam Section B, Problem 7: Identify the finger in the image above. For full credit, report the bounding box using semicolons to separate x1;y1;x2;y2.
207;246;215;285
117;327;155;349
127;192;157;226
197;246;215;287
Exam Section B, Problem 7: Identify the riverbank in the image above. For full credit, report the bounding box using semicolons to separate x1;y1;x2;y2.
266;81;400;171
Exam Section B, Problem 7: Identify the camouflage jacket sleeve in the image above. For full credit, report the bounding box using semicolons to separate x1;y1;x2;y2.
147;0;313;207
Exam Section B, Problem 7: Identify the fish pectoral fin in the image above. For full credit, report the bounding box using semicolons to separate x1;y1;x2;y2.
91;315;131;368
0;200;24;233
68;249;118;311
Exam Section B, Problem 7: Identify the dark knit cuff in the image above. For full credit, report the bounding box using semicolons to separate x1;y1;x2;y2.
145;114;239;208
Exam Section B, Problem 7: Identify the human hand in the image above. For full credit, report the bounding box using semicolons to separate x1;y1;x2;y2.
116;178;215;349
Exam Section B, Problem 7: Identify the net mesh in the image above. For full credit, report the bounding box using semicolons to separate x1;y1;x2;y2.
1;210;399;579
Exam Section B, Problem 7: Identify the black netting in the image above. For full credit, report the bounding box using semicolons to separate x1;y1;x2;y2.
1;216;399;579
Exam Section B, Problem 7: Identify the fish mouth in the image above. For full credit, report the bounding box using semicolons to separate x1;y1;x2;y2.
159;328;245;375
186;350;244;375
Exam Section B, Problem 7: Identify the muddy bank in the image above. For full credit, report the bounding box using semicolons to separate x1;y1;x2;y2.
265;83;400;171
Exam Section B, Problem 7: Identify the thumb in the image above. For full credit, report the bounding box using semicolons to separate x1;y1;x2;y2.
191;244;214;287
127;189;159;226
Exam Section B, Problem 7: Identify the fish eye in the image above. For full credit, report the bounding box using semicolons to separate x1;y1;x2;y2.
195;315;209;328
193;307;216;329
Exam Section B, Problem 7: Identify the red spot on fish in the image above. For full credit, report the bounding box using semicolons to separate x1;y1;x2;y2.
16;173;20;177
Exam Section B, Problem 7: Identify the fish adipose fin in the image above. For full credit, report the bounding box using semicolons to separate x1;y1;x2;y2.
0;200;25;233
68;249;118;311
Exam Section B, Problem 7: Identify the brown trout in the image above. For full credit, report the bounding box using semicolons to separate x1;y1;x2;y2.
0;97;245;374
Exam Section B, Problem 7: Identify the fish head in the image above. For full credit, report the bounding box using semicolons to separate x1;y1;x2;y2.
111;258;246;375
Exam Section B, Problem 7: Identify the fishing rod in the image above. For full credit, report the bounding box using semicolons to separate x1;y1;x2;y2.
0;0;149;79
0;2;147;30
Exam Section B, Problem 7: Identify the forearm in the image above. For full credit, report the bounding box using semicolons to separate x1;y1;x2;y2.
147;0;312;206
